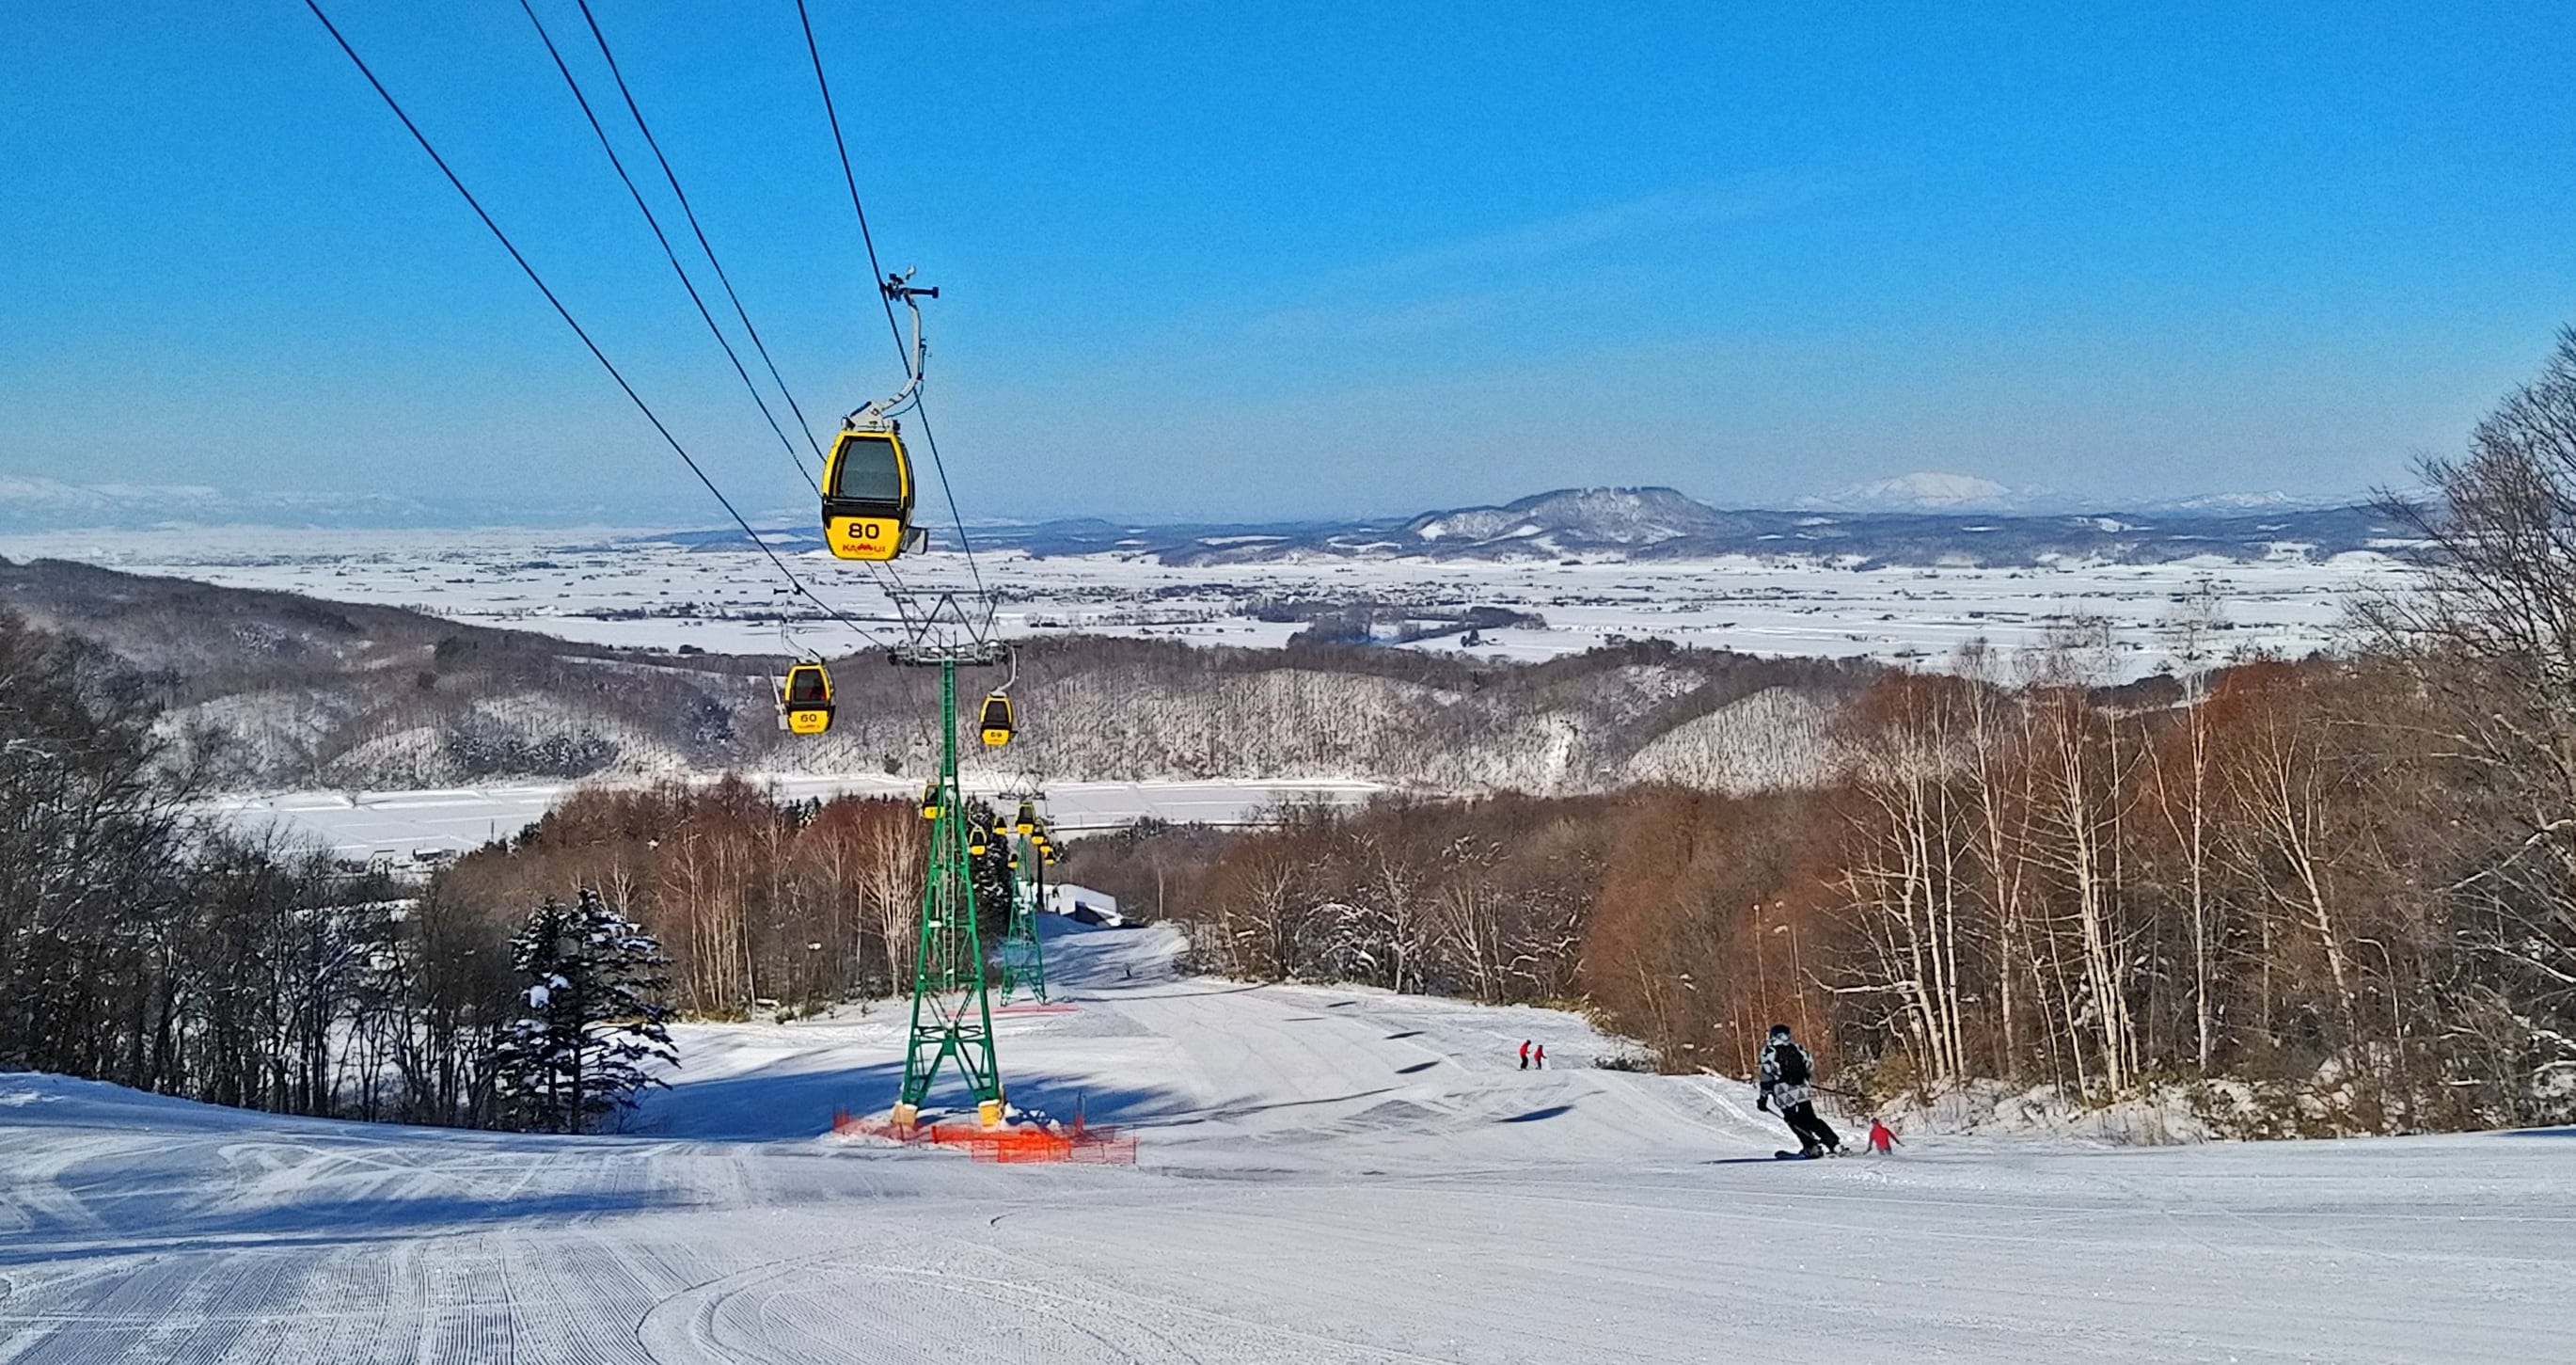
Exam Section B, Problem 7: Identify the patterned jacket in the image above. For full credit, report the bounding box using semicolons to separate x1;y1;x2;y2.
1759;1038;1815;1109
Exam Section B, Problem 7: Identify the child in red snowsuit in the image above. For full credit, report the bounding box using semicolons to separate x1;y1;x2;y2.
1867;1119;1899;1154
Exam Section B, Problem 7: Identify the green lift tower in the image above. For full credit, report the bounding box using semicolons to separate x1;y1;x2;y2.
997;791;1049;1005
889;599;1008;1129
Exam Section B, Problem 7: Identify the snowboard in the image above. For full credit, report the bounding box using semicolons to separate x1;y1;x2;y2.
1774;1149;1819;1160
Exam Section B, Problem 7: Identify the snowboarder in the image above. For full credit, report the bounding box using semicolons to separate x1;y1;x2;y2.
1867;1119;1900;1155
1519;1040;1531;1071
1757;1024;1840;1157
1533;1043;1545;1070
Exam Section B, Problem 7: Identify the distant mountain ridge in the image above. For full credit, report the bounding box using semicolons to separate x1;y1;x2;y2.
5;472;2399;569
660;484;2406;568
1792;470;2355;516
1798;471;2029;512
0;477;678;532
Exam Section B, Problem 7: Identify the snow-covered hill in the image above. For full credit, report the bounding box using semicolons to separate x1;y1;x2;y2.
4;917;2568;1361
1406;485;1735;547
2;556;1868;793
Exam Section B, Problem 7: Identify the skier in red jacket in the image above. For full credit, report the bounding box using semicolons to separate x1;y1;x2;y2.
1519;1040;1531;1070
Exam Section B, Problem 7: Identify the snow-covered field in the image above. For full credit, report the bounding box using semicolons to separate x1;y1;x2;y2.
4;918;2567;1363
0;526;2407;677
213;777;1382;860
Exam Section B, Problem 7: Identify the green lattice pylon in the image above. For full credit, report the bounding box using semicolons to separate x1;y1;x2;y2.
893;659;1004;1127
997;828;1049;1004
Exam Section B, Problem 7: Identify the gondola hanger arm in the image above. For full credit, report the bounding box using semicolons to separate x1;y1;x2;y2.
848;268;936;428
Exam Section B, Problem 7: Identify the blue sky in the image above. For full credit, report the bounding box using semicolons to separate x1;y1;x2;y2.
3;2;2570;524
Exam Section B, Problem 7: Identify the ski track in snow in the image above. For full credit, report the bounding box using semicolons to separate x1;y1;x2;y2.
3;920;2569;1363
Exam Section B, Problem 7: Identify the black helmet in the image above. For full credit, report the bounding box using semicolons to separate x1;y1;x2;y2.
1768;1024;1793;1039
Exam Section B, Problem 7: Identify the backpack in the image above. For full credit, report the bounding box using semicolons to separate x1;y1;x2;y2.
1773;1042;1812;1087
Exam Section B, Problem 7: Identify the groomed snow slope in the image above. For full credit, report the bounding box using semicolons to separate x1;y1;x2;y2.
5;920;2571;1363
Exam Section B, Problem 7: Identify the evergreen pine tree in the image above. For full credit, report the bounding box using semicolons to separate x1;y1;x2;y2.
492;888;678;1134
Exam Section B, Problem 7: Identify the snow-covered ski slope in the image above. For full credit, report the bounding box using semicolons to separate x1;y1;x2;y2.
5;921;2570;1363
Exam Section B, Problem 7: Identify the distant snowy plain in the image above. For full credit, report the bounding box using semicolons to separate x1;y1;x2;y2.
0;526;2407;678
3;919;2564;1363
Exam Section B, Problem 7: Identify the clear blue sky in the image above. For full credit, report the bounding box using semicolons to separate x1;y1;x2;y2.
3;2;2570;524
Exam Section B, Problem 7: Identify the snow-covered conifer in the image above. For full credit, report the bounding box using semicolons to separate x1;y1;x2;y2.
492;888;678;1134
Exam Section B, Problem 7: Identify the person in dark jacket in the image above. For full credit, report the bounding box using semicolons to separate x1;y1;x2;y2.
1757;1024;1841;1156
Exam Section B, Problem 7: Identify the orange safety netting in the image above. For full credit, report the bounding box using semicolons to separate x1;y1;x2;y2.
831;1109;1139;1165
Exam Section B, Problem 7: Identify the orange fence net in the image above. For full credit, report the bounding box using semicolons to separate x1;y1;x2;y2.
831;1109;1139;1165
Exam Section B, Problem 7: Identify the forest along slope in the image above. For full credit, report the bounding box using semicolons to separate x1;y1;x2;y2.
0;556;1865;794
5;920;2570;1365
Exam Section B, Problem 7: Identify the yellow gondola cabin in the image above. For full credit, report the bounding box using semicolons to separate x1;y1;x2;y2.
978;692;1016;747
820;427;919;560
779;662;834;736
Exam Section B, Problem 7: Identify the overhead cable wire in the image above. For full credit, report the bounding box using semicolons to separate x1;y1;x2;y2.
568;0;832;468
902;403;988;611
515;0;818;498
795;0;988;609
528;0;912;609
302;0;887;652
791;0;904;370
